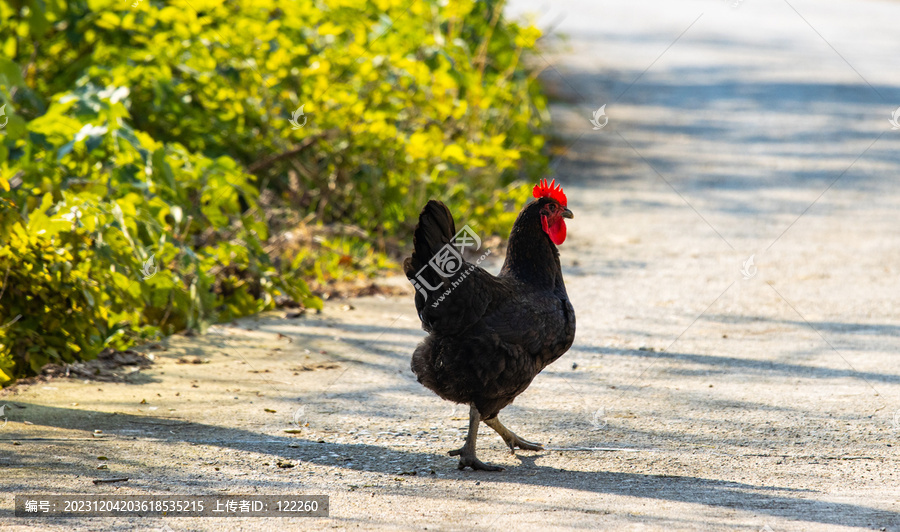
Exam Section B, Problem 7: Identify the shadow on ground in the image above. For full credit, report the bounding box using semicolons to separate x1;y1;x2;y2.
3;401;899;528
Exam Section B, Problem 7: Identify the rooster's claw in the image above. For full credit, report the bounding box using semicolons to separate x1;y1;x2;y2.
503;436;543;453
484;417;543;454
450;451;504;471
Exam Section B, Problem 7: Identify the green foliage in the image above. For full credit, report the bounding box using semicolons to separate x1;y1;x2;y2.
0;0;549;383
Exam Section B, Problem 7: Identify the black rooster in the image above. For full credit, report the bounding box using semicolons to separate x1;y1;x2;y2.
403;179;576;470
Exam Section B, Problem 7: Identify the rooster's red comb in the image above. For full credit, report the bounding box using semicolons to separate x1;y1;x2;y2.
532;179;567;207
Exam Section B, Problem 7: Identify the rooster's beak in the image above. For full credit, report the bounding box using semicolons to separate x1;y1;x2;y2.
561;208;574;219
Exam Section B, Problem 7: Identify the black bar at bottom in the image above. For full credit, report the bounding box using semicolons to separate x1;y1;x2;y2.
14;495;329;517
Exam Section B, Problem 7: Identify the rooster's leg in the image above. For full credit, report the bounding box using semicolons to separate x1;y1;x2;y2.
448;405;503;471
484;417;544;454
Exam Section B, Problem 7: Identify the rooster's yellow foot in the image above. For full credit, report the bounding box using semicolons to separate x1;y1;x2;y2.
484;417;543;454
449;447;504;471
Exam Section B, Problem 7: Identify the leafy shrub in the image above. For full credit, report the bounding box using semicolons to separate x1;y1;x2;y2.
0;0;549;384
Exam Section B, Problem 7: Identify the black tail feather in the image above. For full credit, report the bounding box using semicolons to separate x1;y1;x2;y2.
403;200;456;279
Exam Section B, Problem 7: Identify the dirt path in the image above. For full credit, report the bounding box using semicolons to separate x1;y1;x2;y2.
3;0;900;530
